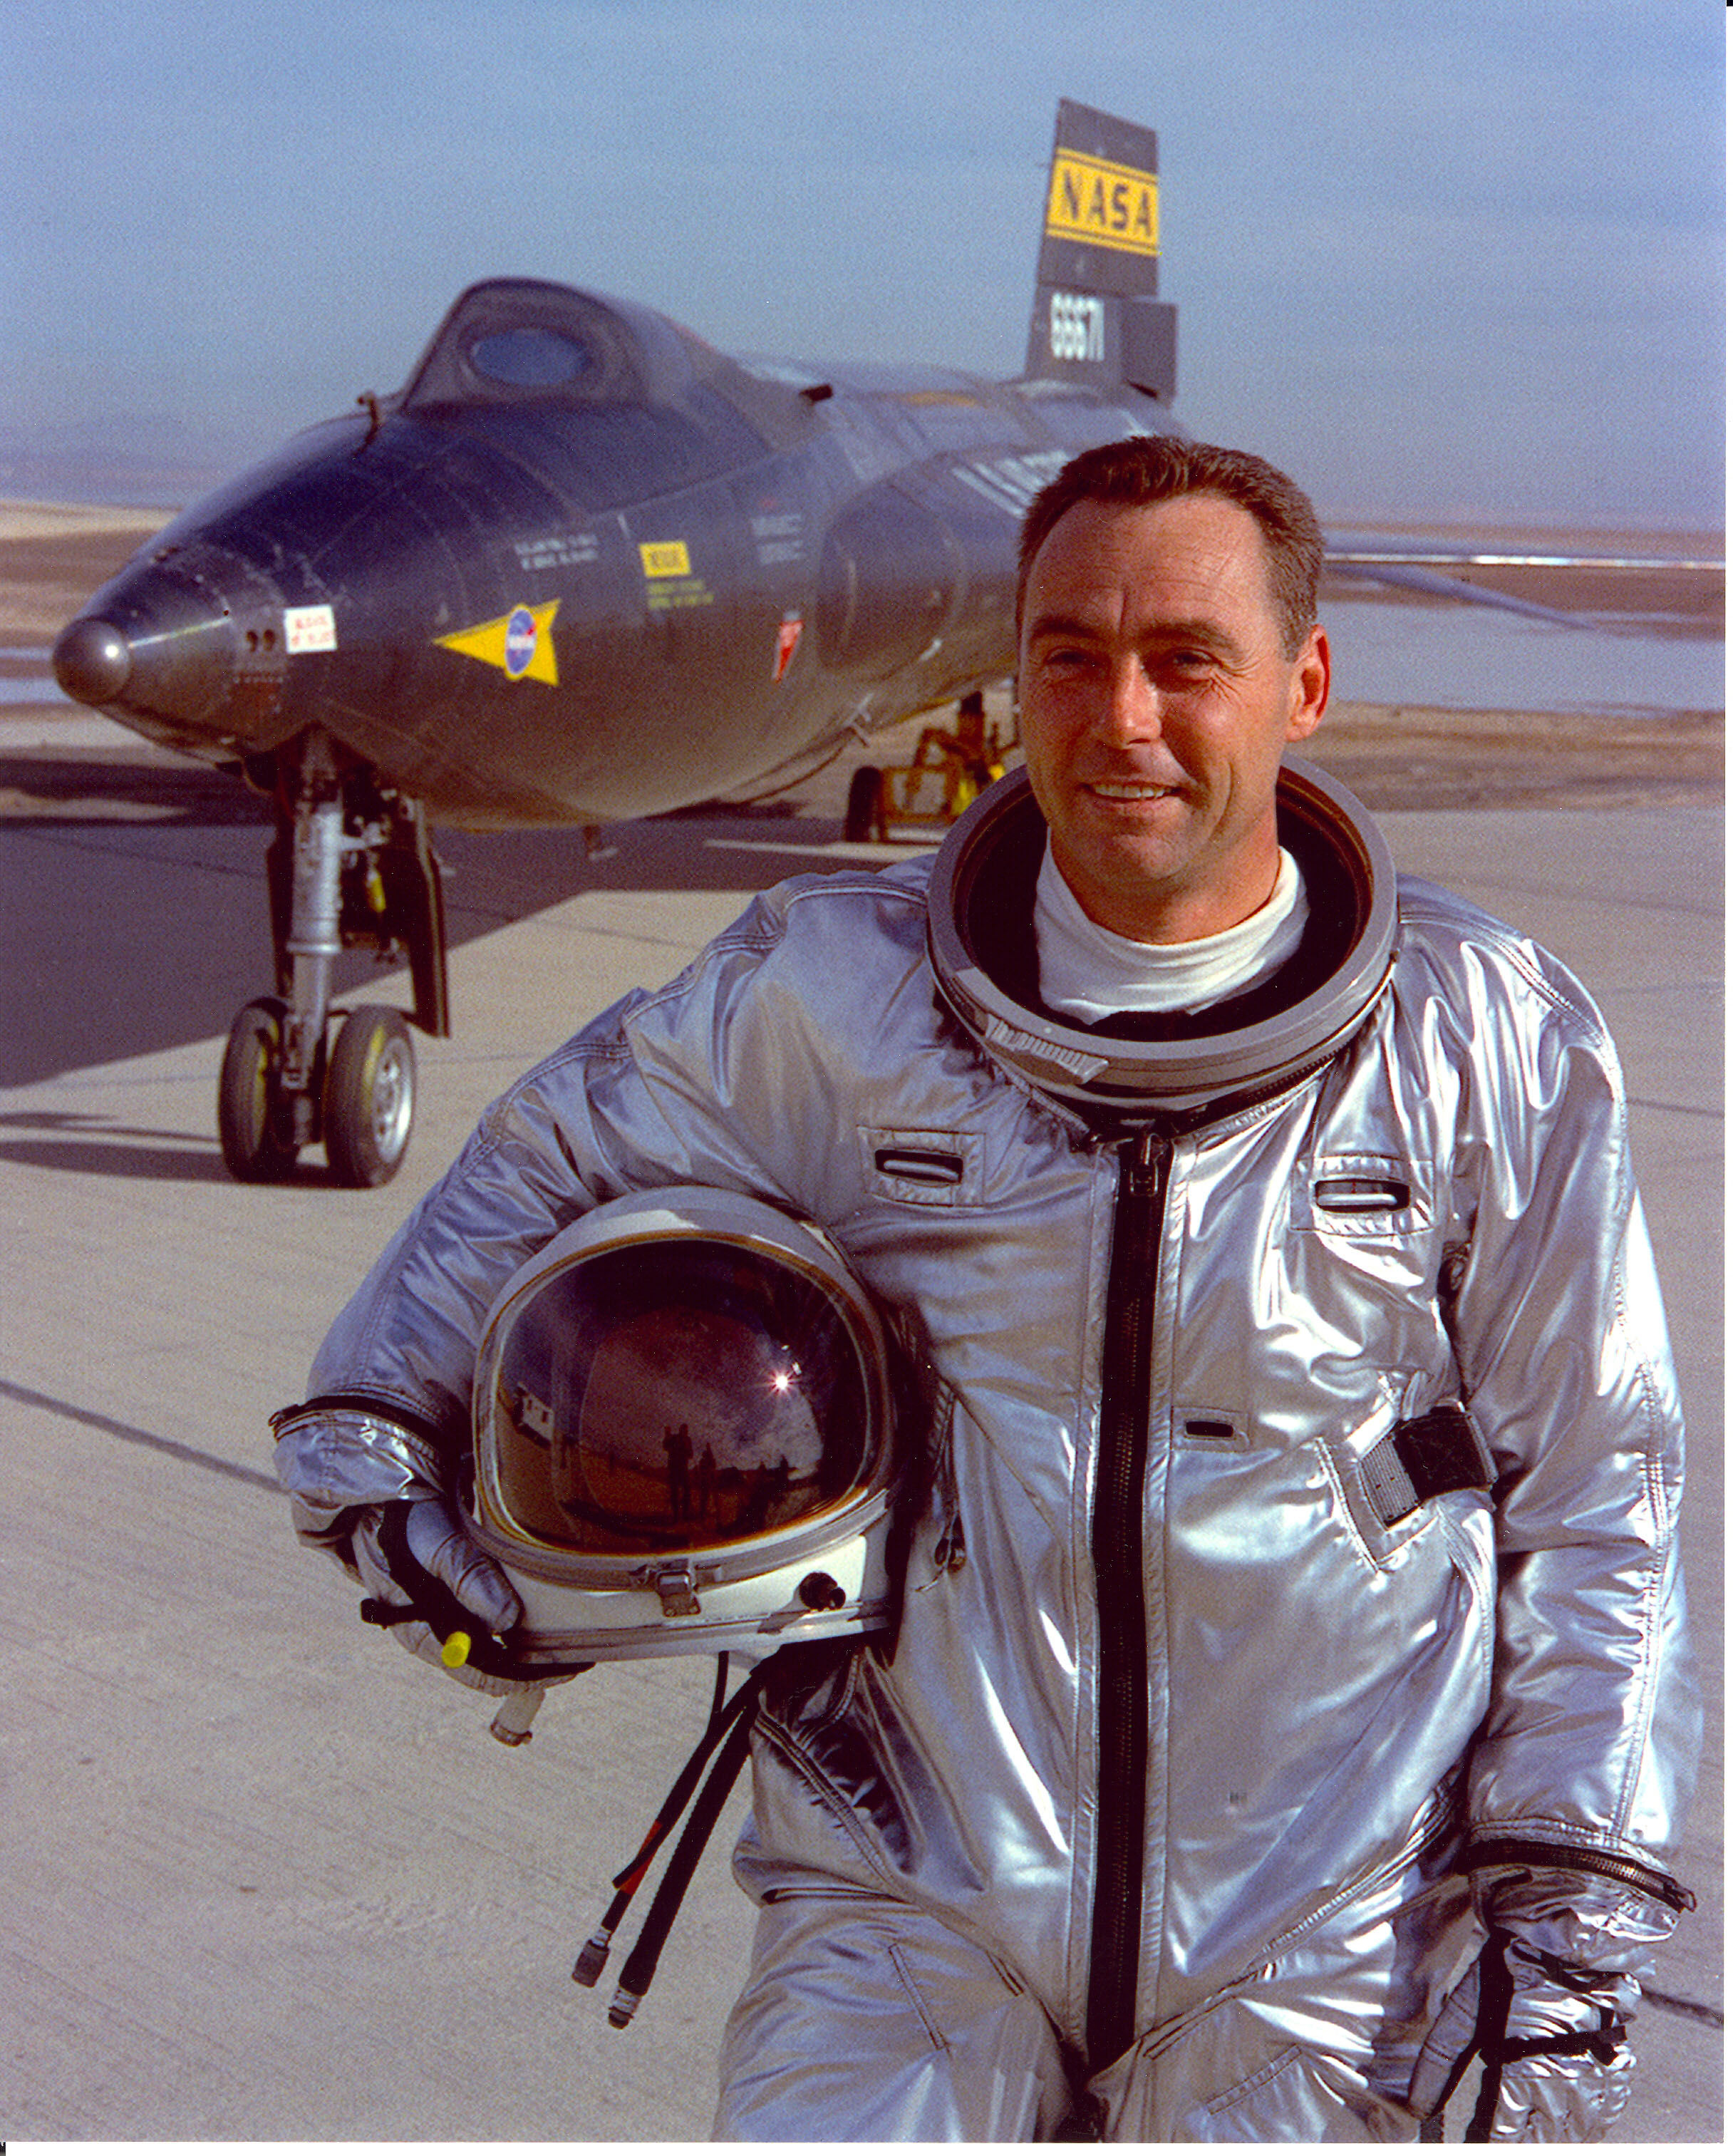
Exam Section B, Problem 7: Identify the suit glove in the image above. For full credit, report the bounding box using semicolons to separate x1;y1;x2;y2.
1409;1929;1637;2140
273;1398;531;1695
350;1493;534;1695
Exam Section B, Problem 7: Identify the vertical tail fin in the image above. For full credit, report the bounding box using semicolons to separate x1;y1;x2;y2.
1024;99;1177;403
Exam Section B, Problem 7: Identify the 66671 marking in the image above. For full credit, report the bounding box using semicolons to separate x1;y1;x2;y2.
1050;291;1106;364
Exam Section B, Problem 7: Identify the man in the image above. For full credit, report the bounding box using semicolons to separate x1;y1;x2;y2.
274;438;1699;2140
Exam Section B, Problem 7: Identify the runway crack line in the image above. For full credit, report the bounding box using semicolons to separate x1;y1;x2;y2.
1647;1987;1724;2031
0;1378;278;1491
1625;1094;1722;1123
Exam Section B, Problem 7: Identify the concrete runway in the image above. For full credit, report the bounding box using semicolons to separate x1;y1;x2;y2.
1;722;1721;2141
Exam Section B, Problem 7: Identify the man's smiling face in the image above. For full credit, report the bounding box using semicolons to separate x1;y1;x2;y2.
1016;490;1330;944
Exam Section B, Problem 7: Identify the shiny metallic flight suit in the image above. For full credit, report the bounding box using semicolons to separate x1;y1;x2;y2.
282;771;1697;2140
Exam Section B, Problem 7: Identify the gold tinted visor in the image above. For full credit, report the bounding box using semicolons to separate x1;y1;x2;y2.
480;1235;878;1560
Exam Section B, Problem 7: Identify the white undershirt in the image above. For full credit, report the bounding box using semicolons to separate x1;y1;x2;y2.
1035;842;1308;1022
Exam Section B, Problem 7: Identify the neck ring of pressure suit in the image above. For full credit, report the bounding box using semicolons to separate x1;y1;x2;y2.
926;759;1398;1114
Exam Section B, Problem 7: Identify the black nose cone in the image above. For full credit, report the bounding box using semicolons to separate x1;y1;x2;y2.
53;617;134;706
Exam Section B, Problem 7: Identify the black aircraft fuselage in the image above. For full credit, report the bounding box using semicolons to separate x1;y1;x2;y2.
60;277;1166;828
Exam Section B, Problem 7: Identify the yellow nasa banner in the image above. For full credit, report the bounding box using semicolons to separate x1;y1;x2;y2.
1045;150;1159;258
435;600;560;685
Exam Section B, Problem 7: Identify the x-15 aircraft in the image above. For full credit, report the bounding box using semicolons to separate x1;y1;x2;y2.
47;98;1635;1189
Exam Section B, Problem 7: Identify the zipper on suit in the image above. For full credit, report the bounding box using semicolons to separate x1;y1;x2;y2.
1085;1124;1169;2071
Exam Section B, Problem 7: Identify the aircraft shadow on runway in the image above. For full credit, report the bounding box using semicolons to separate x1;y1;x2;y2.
0;1110;237;1183
0;745;898;1117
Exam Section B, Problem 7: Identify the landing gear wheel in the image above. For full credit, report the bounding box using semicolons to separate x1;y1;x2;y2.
844;765;886;842
324;1005;415;1188
218;997;301;1183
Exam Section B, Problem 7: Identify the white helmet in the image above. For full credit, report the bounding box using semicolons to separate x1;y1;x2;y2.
466;1187;901;1664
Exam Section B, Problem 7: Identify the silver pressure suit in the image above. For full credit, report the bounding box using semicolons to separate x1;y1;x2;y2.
285;770;1697;2140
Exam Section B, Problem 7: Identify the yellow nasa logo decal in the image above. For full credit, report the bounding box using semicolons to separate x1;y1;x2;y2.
436;600;560;685
1045;152;1159;258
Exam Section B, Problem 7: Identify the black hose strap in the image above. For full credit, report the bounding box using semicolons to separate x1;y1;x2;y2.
1462;1932;1628;2141
1466;1931;1519;2141
573;1657;759;1990
608;1686;763;2029
577;1641;852;2028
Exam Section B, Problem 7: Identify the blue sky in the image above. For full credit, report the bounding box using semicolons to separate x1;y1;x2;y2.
2;0;1722;526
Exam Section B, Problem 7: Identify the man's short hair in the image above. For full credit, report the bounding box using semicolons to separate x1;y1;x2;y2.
1017;437;1325;659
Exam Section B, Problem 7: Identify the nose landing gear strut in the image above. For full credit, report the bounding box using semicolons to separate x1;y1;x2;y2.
217;729;449;1187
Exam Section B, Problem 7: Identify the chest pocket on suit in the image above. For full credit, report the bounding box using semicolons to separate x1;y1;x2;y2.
1283;1150;1452;1376
1290;1152;1436;1241
859;1127;986;1208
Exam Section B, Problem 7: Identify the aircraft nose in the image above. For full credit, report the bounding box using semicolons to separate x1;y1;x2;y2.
51;547;278;739
53;616;134;706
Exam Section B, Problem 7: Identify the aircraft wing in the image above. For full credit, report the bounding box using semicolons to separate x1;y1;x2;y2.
1321;532;1724;628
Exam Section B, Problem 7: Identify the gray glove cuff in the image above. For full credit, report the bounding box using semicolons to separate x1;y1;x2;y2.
271;1400;450;1559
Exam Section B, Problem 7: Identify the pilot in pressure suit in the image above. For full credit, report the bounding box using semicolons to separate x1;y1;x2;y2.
274;438;1699;2140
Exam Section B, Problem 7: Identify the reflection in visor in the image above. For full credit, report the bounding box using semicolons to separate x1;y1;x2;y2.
489;1240;872;1555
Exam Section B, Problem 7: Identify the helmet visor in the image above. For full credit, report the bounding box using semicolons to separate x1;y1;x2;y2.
481;1236;878;1558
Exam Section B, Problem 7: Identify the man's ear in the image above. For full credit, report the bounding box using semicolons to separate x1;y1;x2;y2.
1285;624;1330;743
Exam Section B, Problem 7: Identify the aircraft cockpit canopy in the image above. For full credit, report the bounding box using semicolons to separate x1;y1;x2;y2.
468;325;595;391
402;277;703;411
398;277;819;452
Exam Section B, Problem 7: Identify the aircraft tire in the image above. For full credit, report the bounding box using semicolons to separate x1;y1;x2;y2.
217;998;302;1183
324;1005;415;1188
844;765;886;842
